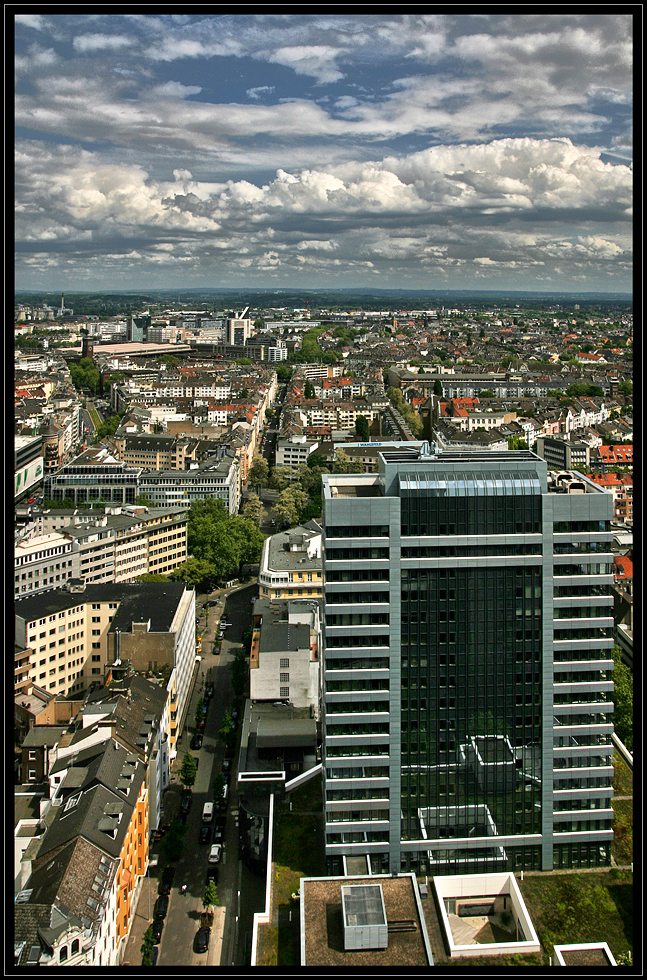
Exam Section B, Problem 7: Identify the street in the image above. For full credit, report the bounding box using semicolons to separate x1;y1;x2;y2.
127;581;267;967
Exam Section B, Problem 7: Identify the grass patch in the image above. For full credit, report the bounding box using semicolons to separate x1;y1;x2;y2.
519;871;633;963
611;753;633;796
268;777;326;966
611;797;633;864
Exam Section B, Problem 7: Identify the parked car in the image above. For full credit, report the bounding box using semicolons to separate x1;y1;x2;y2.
154;894;169;919
199;825;210;844
180;793;192;815
206;867;218;886
206;684;214;697
213;824;223;844
195;926;210;953
151;946;159;966
151;917;164;942
221;758;231;773
209;843;222;864
191;732;203;750
158;866;175;896
231;707;239;722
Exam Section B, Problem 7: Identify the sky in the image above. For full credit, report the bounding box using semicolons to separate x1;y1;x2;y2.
14;12;633;294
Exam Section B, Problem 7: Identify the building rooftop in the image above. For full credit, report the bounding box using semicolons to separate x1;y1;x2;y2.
300;874;432;966
14;582;188;634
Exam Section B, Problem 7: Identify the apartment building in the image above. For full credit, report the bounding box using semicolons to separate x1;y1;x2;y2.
138;455;240;513
15;740;148;966
258;523;323;601
14;582;195;757
15;508;188;597
113;434;199;470
14;532;77;597
321;445;615;877
250;597;321;713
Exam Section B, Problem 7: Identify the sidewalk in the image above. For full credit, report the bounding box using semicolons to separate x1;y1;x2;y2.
121;871;157;967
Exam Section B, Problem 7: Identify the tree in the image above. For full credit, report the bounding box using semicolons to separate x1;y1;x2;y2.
170;557;214;590
268;465;296;491
141;925;155;966
203;880;219;913
507;436;529;450
275;364;292;381
248;456;269;490
194;696;205;730
332;449;357;474
612;645;633;751
307;453;329;470
136;573;169;582
212;771;226;803
480;390;495;399
618;380;633;396
218;710;235;750
180;752;197;789
243;492;262;526
434;378;443;397
160;818;186;862
355;415;369;441
304;379;316;399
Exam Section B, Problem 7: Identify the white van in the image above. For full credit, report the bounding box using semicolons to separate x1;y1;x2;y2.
202;802;214;823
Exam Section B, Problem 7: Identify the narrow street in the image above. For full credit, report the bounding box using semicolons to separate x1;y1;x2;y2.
124;581;266;967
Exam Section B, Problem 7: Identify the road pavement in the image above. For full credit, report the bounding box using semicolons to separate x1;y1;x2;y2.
123;582;262;967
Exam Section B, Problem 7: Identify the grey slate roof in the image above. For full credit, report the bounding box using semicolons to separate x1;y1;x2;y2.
14;581;187;634
258;621;310;654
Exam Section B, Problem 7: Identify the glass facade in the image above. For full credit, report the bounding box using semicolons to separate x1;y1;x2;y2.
322;449;615;876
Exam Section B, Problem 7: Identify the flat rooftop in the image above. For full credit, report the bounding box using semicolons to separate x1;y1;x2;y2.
301;874;432;966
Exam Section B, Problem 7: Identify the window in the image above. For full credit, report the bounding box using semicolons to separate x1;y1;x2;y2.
59;947;68;963
280;687;289;698
280;673;289;682
280;658;289;668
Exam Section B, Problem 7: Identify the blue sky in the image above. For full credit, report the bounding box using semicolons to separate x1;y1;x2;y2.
14;13;633;293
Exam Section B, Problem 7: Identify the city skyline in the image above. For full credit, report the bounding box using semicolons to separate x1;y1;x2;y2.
15;13;633;293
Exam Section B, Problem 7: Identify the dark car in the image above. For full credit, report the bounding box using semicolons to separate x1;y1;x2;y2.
213;824;223;844
206;684;214;698
152;917;164;942
191;733;203;750
221;758;231;773
180;793;192;815
151;946;159;966
195;926;210;953
206;866;218;886
158;867;175;896
154;894;169;918
199;825;210;844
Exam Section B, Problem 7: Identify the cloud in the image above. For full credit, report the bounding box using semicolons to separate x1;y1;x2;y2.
72;33;136;53
247;85;275;100
15;14;46;30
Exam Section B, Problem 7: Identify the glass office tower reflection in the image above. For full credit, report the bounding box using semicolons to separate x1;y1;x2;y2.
322;447;615;876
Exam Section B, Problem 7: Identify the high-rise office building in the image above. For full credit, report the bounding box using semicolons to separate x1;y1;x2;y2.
321;445;615;876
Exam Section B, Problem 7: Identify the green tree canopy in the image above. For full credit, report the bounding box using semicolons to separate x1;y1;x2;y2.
355;415;369;441
248;456;269;489
180;752;197;789
612;645;633;751
160;818;186;862
170;557;214;590
184;497;265;581
203;880;219;912
304;379;316;399
218;710;235;749
243;492;262;526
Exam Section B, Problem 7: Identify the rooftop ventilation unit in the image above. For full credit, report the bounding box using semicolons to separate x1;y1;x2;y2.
341;883;388;951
